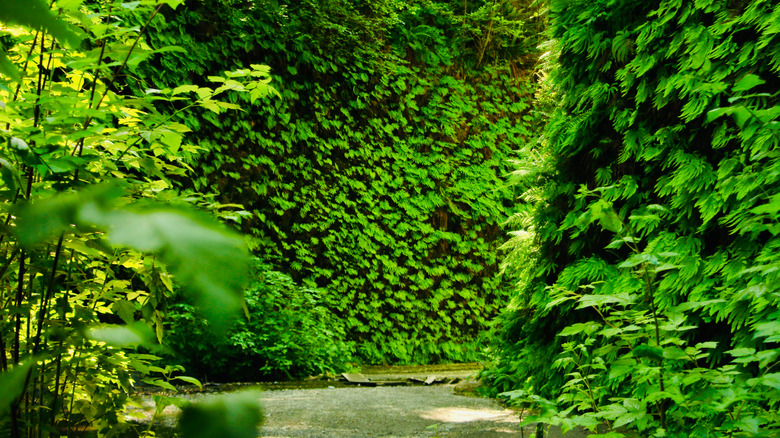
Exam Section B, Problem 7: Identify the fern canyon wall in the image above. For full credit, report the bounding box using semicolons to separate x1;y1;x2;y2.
488;0;780;436
134;0;544;363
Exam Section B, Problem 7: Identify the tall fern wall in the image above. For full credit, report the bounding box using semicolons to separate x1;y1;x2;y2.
137;0;541;363
490;0;780;422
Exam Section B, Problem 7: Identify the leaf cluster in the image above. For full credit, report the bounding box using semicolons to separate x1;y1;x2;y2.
163;258;353;381
0;1;272;436
489;0;780;436
132;0;544;364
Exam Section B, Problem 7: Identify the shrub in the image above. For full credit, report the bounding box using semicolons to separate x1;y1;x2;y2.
165;258;352;381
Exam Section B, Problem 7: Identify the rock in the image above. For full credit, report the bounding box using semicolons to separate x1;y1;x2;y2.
453;379;481;396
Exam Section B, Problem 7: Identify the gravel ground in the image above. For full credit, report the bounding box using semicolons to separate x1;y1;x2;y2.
128;365;588;438
131;384;587;438
258;385;525;437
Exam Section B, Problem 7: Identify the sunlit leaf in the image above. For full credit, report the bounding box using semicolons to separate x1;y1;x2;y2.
0;0;81;47
0;157;20;196
78;204;249;334
15;186;249;334
0;52;20;81
0;361;32;418
87;322;156;348
732;74;765;93
174;376;203;390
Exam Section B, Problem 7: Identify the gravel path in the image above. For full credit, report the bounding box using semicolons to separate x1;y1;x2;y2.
130;365;588;438
258;385;526;437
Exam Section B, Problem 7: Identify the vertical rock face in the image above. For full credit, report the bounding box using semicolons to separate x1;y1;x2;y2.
490;0;780;435
137;0;544;364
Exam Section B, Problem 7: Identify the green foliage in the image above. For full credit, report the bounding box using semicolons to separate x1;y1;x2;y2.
179;390;263;438
164;258;353;381
133;0;544;363
490;0;780;436
0;0;81;80
0;0;275;436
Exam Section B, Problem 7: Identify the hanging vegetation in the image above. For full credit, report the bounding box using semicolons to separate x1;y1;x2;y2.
489;0;780;436
135;0;544;363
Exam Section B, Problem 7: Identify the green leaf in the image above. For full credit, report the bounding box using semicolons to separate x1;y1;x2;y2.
0;157;20;196
0;51;20;81
576;293;632;309
632;344;663;362
558;322;602;337
173;85;200;95
591;200;622;232
87;322;156;348
759;373;780;390
79;204;249;334
674;299;726;312
13;185;123;247
613;409;645;429
0;361;33;418
179;390;263;438
726;348;756;358
174;376;203;390
732;74;765;93
754;321;780;342
618;253;658;269
120;1;141;10
0;0;81;47
112;299;137;324
15;186;249;335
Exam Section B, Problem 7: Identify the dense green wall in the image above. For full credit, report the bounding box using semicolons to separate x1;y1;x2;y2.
489;0;780;434
138;0;541;363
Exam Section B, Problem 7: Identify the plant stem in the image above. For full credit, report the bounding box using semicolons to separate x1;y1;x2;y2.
641;265;667;431
31;233;65;356
94;4;163;112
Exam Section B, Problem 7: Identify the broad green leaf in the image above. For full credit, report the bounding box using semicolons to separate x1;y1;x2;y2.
159;131;183;152
618;253;658;269
751;194;780;215
112;299;137;324
674;299;726;312
0;0;81;47
120;1;141;10
0;157;20;196
144;378;177;392
179;390;263;438
0;361;32;418
732;74;765;93
754;321;780;342
13;184;123;246
558;322;601;337
545;293;577;309
15;186;249;334
591;200;622;232
87;322;156;348
576;293;632;309
173;85;200;95
159;0;184;8
0;51;20;81
695;342;718;350
726;348;756;357
706;107;730;123
78;204;249;334
174;376;203;390
759;373;780;390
